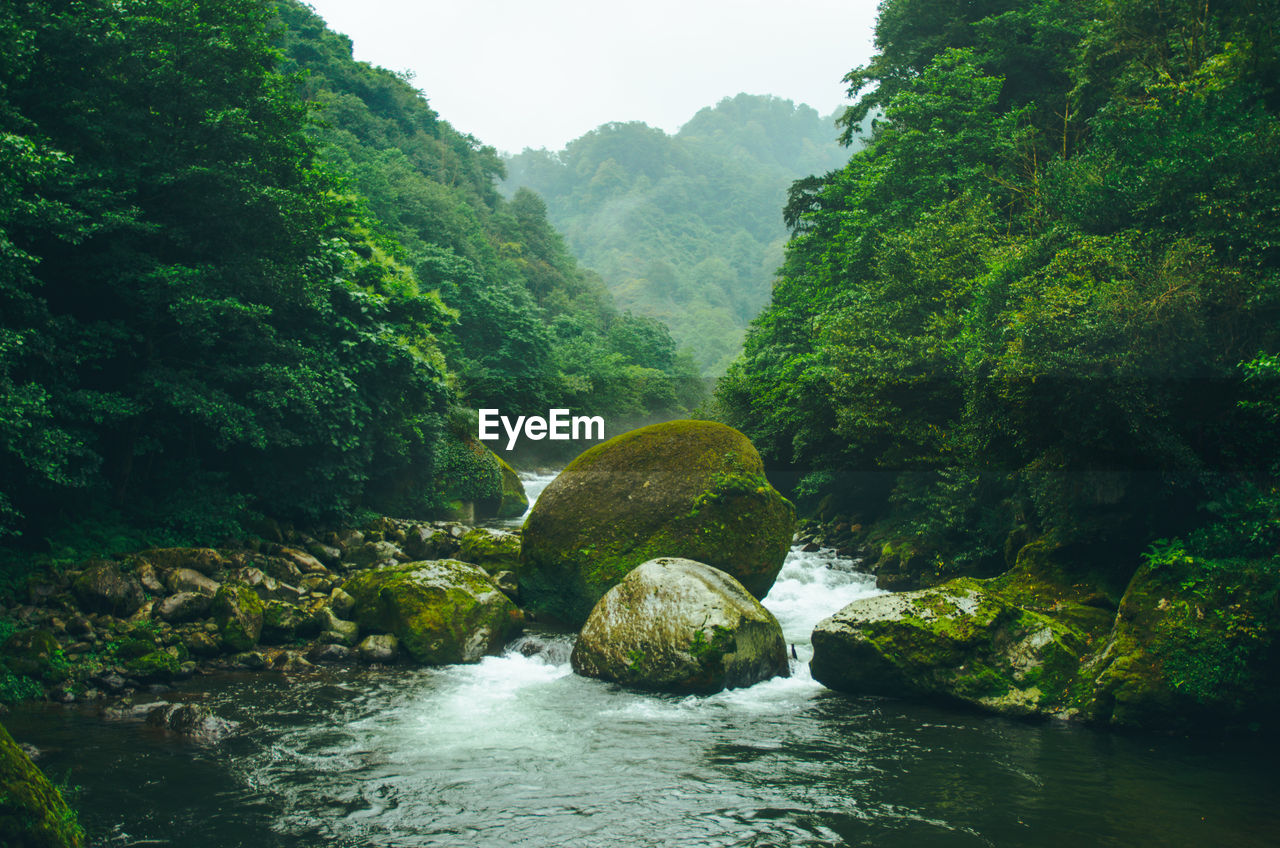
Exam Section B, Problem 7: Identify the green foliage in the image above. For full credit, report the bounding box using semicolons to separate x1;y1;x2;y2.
0;0;698;560
273;1;698;422
505;94;852;375
0;672;42;705
721;0;1280;575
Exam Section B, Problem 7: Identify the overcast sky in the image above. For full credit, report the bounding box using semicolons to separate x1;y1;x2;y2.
302;0;880;154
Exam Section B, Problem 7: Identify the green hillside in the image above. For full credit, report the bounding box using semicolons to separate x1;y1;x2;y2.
505;94;855;375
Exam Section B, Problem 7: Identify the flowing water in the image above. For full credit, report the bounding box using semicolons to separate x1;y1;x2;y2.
7;473;1280;847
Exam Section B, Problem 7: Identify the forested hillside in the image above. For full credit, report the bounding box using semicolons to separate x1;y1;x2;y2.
0;0;697;549
720;0;1280;578
505;95;852;374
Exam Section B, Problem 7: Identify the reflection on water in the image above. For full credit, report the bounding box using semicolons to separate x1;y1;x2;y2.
7;523;1280;846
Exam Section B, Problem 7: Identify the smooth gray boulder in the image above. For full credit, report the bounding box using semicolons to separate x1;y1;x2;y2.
570;557;790;694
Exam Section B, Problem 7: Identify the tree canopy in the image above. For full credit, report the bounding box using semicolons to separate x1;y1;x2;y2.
719;0;1280;574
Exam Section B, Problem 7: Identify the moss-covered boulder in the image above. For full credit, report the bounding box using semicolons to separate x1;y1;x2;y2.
0;720;83;847
458;528;521;575
212;583;264;652
495;454;529;519
261;600;306;643
342;560;523;664
521;420;795;626
71;561;144;617
0;630;61;681
123;650;181;683
571;558;790;693
811;578;1095;717
1081;555;1280;732
433;428;510;521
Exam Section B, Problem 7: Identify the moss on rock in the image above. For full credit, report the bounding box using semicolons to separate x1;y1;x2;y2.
342;560;523;664
571;558;790;693
496;454;529;519
212;583;264;653
434;428;507;521
123;650;180;683
0;720;83;847
521;420;795;626
457;528;521;575
811;578;1095;717
1081;554;1280;732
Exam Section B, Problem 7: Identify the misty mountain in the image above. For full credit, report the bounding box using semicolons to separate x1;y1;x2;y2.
504;94;857;375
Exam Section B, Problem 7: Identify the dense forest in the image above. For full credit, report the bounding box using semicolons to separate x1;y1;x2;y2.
720;0;1280;582
0;0;700;551
505;96;853;374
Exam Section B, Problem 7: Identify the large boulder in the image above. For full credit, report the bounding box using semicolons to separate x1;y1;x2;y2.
0;720;83;847
1081;555;1280;732
521;420;795;626
342;560;523;664
571;557;790;694
71;561;144;616
810;578;1094;717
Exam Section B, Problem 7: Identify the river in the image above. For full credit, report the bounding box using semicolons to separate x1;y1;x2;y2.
6;472;1279;846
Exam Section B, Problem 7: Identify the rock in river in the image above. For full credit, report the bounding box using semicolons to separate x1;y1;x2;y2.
342;560;523;664
571;557;790;694
810;578;1092;717
521;420;795;626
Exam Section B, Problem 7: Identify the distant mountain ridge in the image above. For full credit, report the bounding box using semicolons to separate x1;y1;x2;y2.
504;94;856;375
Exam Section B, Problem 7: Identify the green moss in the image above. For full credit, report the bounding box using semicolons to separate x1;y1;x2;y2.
521;421;794;626
1085;554;1280;730
457;529;521;575
0;720;84;847
343;560;522;664
434;429;505;518
212;583;264;652
495;455;529;519
123;650;180;682
952;663;1012;698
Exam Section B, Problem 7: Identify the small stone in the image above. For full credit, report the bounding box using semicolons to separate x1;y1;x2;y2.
316;607;359;647
137;561;166;594
231;651;266;670
269;650;313;673
308;643;354;664
94;672;128;693
492;570;519;600
167;568;220;596
279;547;328;574
357;634;399;664
155;591;213;623
328;587;356;618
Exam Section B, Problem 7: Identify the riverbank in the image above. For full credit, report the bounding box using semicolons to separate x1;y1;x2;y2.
5;541;1280;848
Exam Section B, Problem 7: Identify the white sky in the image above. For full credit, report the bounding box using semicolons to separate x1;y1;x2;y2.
302;0;880;154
